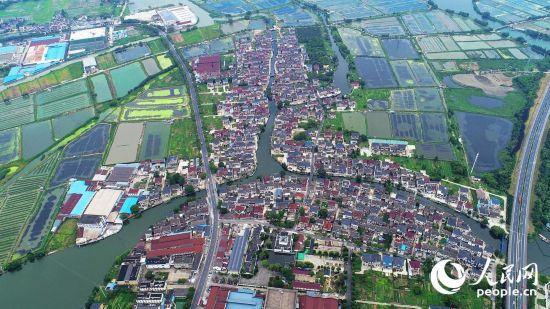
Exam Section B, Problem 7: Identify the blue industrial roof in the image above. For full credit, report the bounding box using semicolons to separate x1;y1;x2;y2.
3;63;55;84
0;45;16;54
370;138;408;145
44;42;67;61
228;228;250;272
120;197;139;214
67;181;96;216
226;289;263;309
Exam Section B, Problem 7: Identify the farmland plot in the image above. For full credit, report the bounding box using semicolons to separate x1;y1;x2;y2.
366;111;392;138
34;79;88;105
50;154;103;186
36;92;92;119
356;57;397;88
52;108;95;140
138;121;170;160
420;113;449;143
0;128;20;165
0;96;35;131
90;73;113;103
390;112;421;141
64;123;111;157
111;62;148;98
342;112;367;135
21;120;54;159
338;28;384;57
105;122;144;165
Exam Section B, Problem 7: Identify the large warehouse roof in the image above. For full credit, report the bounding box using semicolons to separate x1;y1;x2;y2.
84;189;122;217
70;27;106;41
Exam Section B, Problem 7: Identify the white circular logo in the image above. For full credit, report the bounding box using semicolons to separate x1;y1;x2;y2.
430;259;466;295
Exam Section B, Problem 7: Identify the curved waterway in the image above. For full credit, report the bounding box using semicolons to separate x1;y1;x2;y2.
3;18;548;308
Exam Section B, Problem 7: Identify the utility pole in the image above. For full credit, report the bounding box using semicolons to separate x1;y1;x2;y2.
470;152;479;175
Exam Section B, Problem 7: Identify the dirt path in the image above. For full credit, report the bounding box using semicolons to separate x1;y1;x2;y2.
355;300;422;309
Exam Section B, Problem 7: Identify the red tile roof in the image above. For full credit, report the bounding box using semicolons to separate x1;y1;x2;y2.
292;281;321;291
299;295;338;309
205;286;235;309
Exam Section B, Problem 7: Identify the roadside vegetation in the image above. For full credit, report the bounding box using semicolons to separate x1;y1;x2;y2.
532;132;550;233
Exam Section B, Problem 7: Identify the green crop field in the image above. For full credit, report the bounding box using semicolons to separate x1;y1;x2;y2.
122;107;175;120
156;54;173;70
0;128;20;165
138;121;171;161
0;0;114;24
35;79;89;105
342;112;367;135
96;52;117;70
175;24;221;46
0;62;83;100
0;96;35;131
0;153;58;264
37;93;92;119
168;118;200;159
147;39;167;54
111;62;148;98
366;111;392;138
90;73;113;103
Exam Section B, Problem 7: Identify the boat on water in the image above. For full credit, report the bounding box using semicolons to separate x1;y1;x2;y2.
539;234;550;244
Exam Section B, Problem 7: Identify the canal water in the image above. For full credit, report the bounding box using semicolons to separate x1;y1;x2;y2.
2;14;549;308
323;16;351;96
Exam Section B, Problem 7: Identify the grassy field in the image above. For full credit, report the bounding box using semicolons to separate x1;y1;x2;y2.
350;88;390;111
46;218;77;252
147;38;167;54
353;271;490;308
174;24;221;46
0;62;83;100
445;87;526;118
168;118;200;160
157;54;173;70
96;52;117;70
342;112;367;135
0;0;113;24
324;112;345;132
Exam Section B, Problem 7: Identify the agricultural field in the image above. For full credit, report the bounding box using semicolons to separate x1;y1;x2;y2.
391;90;416;111
138;122;171;161
366;111;392;138
391;60;437;87
63;123;111;158
95;52;117;70
17;186;65;253
337;28;384;57
355;57;397;88
142;58;161;76
90;73;113;103
122;86;189;121
390;112;421;141
0;128;20;165
35;79;88;105
350;88;390;111
105;122;144;165
173;24;221;47
304;0;379;21
420;113;449;143
182;37;234;59
415;88;445;112
416;143;456;161
0;96;35;131
50;154;103;186
342;112;367;135
157;54;173;70
52;108;95;140
46;218;77;252
0;62;83;100
36;92;92;120
382;39;419;60
401;10;480;35
353;271;489;308
0;0;114;24
357;17;406;37
147;39;167;54
21;120;54;160
111;62;148;98
168;118;200;159
113;44;151;64
0;152;59;264
271;5;317;27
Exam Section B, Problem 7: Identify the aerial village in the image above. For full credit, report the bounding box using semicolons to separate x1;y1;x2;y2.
2;0;550;308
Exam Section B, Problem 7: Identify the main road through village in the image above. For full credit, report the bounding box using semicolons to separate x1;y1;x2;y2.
507;76;550;309
162;33;220;308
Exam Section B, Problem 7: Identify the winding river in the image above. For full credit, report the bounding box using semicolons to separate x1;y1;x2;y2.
2;14;548;308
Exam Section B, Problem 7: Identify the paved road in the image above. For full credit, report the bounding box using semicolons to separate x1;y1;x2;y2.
507;77;550;309
162;33;219;309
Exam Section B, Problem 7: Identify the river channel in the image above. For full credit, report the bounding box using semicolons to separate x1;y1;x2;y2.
1;16;549;308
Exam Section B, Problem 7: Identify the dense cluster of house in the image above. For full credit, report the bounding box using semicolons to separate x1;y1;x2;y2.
217;174;496;279
208;31;272;181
